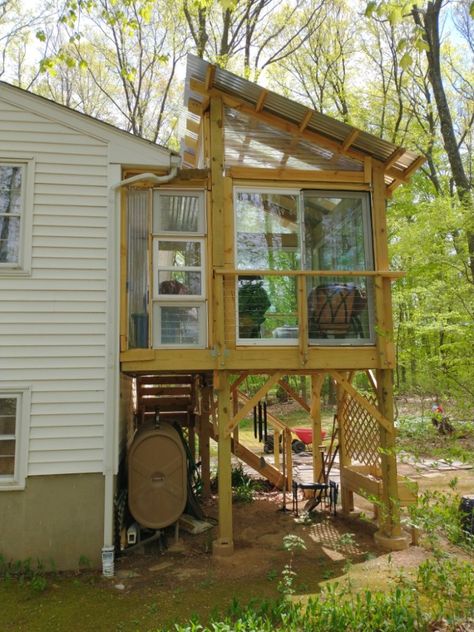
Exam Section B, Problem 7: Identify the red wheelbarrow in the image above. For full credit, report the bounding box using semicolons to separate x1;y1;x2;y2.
291;427;327;453
263;427;326;454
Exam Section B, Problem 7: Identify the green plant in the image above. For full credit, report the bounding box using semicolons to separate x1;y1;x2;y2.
408;487;474;552
278;534;306;597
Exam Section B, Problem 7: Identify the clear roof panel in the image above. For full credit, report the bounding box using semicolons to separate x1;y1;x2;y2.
224;108;363;172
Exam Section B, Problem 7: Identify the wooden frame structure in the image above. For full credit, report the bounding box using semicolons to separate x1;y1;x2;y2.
119;56;424;556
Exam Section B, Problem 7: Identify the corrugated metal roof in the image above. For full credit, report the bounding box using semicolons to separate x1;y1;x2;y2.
183;54;423;187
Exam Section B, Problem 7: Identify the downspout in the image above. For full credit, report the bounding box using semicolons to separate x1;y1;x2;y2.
102;155;181;577
112;157;181;190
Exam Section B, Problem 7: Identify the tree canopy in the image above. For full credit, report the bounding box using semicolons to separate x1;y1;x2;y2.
1;0;473;407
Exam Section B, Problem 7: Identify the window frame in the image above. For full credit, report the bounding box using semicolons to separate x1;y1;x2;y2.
233;187;375;346
0;157;34;276
0;385;31;491
152;189;207;349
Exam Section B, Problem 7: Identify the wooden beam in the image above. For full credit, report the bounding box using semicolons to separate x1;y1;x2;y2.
342;128;359;151
329;370;393;432
376;368;403;539
401;155;426;180
188;97;205;116
384;147;405;171
228;372;283;434
214;376;234;555
227;166;365;183
188;80;366;163
205;64;216;91
231;372;249;393
186;118;200;135
184;134;198;150
297;275;308;365
277;380;310;413
256;88;269;112
299;108;313;132
237;390;287;432
182;151;196;167
310;373;325;482
364;156;372;184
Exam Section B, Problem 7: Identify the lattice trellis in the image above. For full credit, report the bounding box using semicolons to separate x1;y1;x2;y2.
340;393;381;466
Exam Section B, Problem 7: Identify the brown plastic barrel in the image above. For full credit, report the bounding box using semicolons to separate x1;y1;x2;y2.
128;422;187;529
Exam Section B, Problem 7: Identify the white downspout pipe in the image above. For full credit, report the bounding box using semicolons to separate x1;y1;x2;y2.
102;159;180;576
112;167;179;190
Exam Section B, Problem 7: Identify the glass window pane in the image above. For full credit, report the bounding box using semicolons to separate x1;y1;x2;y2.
303;194;371;271
0;216;20;263
158;271;201;296
0;166;22;215
157;305;202;345
307;277;372;342
157;241;201;267
0;397;17;417
0;416;16;435
0;456;15;476
154;193;201;232
236;192;300;270
238;276;298;341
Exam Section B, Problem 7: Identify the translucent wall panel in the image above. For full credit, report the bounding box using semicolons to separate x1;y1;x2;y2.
127;189;149;348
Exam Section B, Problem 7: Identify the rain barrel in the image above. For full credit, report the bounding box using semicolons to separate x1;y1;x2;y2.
128;422;187;529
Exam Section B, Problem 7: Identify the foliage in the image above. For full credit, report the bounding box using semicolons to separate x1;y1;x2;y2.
408;485;474;553
277;534;306;596
164;553;474;630
0;555;51;593
229;464;262;503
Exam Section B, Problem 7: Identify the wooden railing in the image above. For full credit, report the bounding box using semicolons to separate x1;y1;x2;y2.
213;268;403;365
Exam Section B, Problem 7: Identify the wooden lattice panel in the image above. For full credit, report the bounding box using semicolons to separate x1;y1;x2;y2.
341;394;380;466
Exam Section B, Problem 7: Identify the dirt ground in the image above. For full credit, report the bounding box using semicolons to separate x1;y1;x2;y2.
111;460;474;609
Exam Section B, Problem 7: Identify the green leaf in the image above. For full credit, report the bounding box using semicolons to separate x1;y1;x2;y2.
36;30;46;42
399;52;413;70
470;2;474;19
365;1;377;18
415;39;430;52
397;38;407;53
388;7;402;25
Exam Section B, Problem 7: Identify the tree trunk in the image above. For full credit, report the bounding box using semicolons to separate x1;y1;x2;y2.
412;1;474;279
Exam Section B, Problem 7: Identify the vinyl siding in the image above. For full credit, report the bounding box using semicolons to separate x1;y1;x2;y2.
0;97;108;476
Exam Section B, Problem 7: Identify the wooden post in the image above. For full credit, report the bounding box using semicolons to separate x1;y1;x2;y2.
209;96;226;367
372;162;396;369
336;374;354;515
274;429;280;469
199;384;212;500
310;373;324;482
213;373;234;556
374;368;409;550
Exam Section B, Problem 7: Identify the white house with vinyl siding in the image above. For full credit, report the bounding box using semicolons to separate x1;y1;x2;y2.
0;81;179;569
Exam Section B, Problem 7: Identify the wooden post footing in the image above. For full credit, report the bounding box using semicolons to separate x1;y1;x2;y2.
212;539;234;557
374;530;410;551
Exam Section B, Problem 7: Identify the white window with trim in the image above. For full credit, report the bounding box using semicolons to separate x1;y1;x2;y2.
0;387;30;490
152;191;207;347
0;160;33;274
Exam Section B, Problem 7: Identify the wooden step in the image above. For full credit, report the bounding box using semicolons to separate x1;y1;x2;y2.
208;422;286;489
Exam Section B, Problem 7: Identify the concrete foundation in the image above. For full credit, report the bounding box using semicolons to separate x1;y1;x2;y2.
0;473;104;570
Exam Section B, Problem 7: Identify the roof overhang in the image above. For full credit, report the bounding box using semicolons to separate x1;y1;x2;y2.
182;54;424;195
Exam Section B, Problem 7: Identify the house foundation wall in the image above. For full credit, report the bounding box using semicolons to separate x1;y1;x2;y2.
0;473;104;570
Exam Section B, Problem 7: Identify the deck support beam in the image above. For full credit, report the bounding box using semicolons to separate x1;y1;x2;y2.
374;368;409;550
310;373;325;482
213;373;234;556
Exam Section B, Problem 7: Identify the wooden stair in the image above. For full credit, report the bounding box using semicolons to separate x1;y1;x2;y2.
136;374;196;426
208;421;286;489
